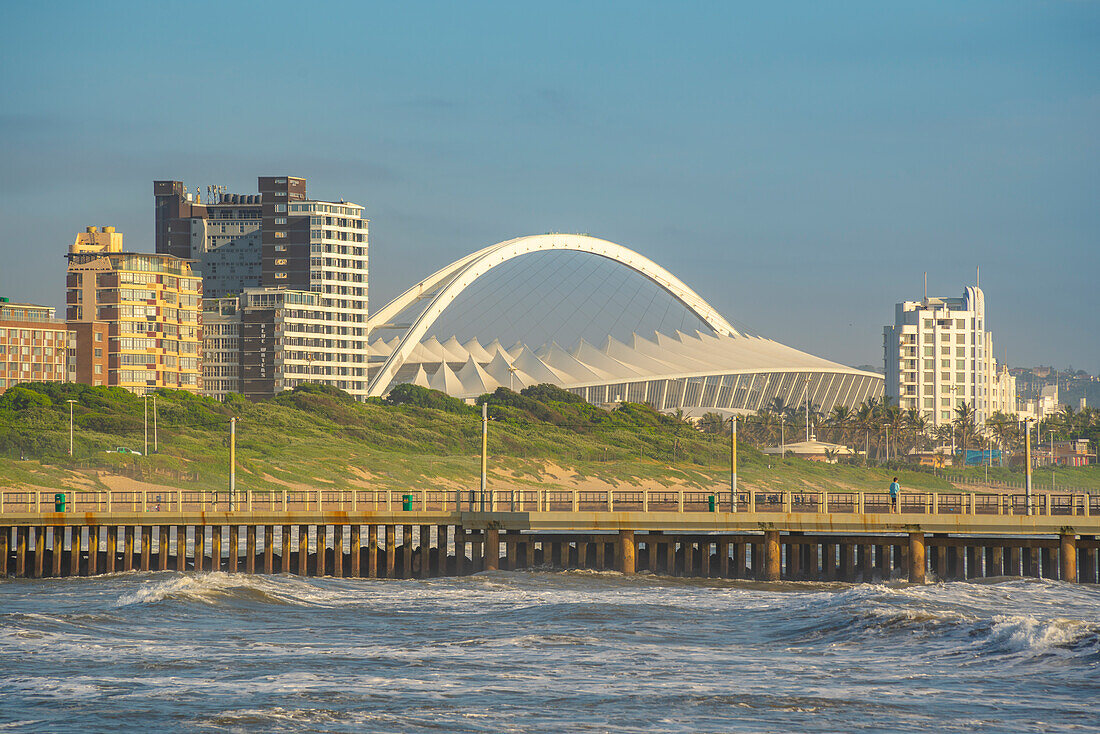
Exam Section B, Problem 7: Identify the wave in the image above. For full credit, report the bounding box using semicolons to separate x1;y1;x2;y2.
112;572;371;609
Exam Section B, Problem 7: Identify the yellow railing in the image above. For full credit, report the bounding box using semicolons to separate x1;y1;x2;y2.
0;488;1095;518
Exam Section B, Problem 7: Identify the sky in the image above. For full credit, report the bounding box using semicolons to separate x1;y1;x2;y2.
1;1;1097;372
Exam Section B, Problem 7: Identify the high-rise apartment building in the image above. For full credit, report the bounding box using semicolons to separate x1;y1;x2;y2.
0;300;72;394
884;285;1016;429
154;181;263;298
67;226;203;395
157;176;370;400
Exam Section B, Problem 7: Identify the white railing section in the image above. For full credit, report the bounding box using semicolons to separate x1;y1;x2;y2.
0;488;1097;518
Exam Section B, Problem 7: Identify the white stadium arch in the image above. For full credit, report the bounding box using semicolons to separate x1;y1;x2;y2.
364;233;883;414
366;234;738;397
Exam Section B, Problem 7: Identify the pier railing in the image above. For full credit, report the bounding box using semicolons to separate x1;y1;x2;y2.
2;487;1096;517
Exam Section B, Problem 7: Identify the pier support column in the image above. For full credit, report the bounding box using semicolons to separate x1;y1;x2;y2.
315;525;327;577
0;528;8;577
141;526;151;572
229;526;239;573
454;526;465;575
33;527;44;578
158;526;168;571
298;525;308;576
402;525;413;578
385;526;396;578
70;527;81;577
619;530;636;574
281;526;292;573
194;526;205;572
264;526;274;575
1060;534;1077;583
89;526;100;576
350;525;361;578
124;526;134;572
368;525;379;578
485;528;499;571
908;532;926;584
211;526;221;572
176;526;186;572
246;525;257;575
52;527;63;577
763;530;781;582
438;525;449;576
105;526;116;575
333;525;344;578
16;527;26;577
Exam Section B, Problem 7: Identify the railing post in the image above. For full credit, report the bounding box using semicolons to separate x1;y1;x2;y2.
1084;494;1090;518
176;489;181;512
749;490;756;513
969;493;976;515
142;490;147;512
106;491;111;513
857;493;865;514
572;490;578;512
36;491;41;513
931;492;938;514
643;490;649;513
608;490;614;512
678;490;684;513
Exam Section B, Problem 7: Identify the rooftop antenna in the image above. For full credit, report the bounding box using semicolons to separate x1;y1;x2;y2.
923;271;927;302
976;265;980;288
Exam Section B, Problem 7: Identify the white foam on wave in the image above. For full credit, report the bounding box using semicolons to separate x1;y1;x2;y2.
113;572;373;609
983;614;1097;655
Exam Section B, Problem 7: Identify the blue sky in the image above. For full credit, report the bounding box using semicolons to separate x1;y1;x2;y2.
1;1;1097;371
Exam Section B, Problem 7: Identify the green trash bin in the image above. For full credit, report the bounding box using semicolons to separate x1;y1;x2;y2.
708;494;716;512
402;494;413;511
54;493;66;512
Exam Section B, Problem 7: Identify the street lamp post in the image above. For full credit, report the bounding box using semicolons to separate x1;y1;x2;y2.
152;394;158;453
727;415;738;512
480;402;488;511
66;399;76;456
143;395;148;456
1023;419;1033;515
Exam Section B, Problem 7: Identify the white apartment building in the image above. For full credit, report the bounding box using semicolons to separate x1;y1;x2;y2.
884;285;1016;429
201;297;241;400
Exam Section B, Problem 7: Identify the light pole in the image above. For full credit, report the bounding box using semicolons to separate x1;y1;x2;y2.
152;394;158;453
480;402;488;511
1050;431;1055;490
1023;419;1033;515
143;395;149;456
727;415;738;512
66;399;76;456
229;417;237;511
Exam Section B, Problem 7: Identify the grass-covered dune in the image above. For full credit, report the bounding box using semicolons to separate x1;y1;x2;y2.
0;381;1094;496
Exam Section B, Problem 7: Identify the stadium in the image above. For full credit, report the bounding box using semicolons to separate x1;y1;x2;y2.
366;234;882;416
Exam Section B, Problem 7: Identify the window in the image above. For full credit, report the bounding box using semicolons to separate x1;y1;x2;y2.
924;398;934;408
923;346;933;356
94;365;102;375
956;319;966;329
275;204;287;213
275;217;287;225
275;245;287;252
940;333;950;341
275;272;287;279
94;348;102;357
956;347;965;356
275;231;287;239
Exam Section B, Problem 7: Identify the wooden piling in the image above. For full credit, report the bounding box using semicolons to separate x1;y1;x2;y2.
368;525;379;578
315;525;327;577
123;526;134;572
333;525;344;578
385;525;396;578
194;526;205;572
264;526;274;575
763;530;781;582
105;526;116;575
438;525;449;576
908;532;926;584
1060;534;1077;583
70;527;81;577
485;527;499;571
229;526;239;573
15;527;26;577
140;526;151;571
298;525;309;576
52;527;63;577
211;526;221;572
0;527;9;577
619;530;636;574
350;524;361;578
158;526;168;571
402;525;413;578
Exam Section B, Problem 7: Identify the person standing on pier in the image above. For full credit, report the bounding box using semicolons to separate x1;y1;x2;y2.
889;477;901;512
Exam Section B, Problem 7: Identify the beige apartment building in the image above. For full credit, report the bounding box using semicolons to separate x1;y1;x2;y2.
0;300;71;394
66;226;203;394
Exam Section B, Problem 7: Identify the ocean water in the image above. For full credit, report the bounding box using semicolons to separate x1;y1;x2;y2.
1;572;1098;733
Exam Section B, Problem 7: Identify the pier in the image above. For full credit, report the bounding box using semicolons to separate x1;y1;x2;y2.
2;488;1097;583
